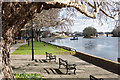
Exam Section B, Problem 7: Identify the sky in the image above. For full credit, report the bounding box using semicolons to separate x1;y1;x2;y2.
54;7;119;33
70;10;118;32
50;7;119;33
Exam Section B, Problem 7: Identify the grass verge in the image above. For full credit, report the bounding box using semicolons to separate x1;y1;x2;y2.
12;41;74;55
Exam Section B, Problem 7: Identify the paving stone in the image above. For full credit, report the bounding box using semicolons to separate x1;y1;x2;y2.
75;70;85;73
10;55;119;79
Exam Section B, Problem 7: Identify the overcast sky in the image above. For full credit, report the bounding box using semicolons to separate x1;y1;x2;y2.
70;11;117;32
51;8;118;33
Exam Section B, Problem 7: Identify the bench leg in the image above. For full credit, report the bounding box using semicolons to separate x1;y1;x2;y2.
74;68;76;75
66;69;68;74
49;59;51;62
59;64;61;69
55;58;56;62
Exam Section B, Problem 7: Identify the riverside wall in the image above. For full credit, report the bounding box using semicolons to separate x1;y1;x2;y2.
41;40;120;75
75;51;120;75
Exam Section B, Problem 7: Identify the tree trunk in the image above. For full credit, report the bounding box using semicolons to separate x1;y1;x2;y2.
2;2;40;79
18;31;22;40
1;33;15;79
36;31;40;42
37;35;39;42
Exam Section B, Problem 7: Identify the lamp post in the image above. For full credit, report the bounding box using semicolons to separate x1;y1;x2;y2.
31;20;34;60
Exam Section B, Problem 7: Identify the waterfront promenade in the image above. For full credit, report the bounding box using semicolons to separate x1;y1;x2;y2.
10;42;27;54
0;42;119;79
10;55;119;79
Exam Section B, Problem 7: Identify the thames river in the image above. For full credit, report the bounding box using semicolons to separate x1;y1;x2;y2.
51;36;120;62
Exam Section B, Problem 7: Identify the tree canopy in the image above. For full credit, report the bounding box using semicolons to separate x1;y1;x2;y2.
112;26;120;37
83;26;97;38
24;8;74;31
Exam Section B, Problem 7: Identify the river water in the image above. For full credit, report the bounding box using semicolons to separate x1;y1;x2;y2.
51;36;120;62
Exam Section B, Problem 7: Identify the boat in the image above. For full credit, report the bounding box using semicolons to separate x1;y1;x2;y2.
70;37;78;40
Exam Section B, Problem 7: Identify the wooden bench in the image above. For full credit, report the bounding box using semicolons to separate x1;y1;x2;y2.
46;52;56;62
90;75;104;80
59;58;76;74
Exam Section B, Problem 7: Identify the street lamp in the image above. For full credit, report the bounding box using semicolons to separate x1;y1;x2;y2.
31;20;34;60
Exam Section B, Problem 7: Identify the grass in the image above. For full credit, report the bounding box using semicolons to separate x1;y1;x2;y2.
12;41;74;55
14;73;44;80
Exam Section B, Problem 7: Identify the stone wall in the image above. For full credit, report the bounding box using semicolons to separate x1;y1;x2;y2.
75;51;120;75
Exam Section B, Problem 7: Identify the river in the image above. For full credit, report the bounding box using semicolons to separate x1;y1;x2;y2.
51;36;120;62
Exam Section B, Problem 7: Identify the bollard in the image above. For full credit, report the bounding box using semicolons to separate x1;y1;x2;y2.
118;58;120;63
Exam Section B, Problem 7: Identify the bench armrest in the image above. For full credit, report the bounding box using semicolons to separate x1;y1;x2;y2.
53;55;56;57
51;55;56;57
68;64;76;67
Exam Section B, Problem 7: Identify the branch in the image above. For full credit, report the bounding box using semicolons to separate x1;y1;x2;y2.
44;1;118;19
87;1;116;19
44;1;97;18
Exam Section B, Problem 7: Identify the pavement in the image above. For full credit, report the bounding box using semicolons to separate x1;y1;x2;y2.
10;43;27;54
10;55;119;80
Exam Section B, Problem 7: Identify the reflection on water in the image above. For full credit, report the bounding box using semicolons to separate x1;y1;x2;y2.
84;40;96;50
51;37;119;62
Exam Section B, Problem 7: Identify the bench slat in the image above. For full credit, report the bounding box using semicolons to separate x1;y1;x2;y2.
46;52;56;62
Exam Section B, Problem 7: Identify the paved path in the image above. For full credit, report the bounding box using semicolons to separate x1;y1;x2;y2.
10;43;27;54
10;55;119;80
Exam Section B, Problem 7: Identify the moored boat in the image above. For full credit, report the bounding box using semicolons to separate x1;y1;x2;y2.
70;37;78;40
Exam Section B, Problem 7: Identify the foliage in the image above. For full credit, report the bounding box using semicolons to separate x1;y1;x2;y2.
83;27;97;38
24;8;74;31
112;26;120;37
12;41;74;55
14;73;44;80
23;8;75;41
